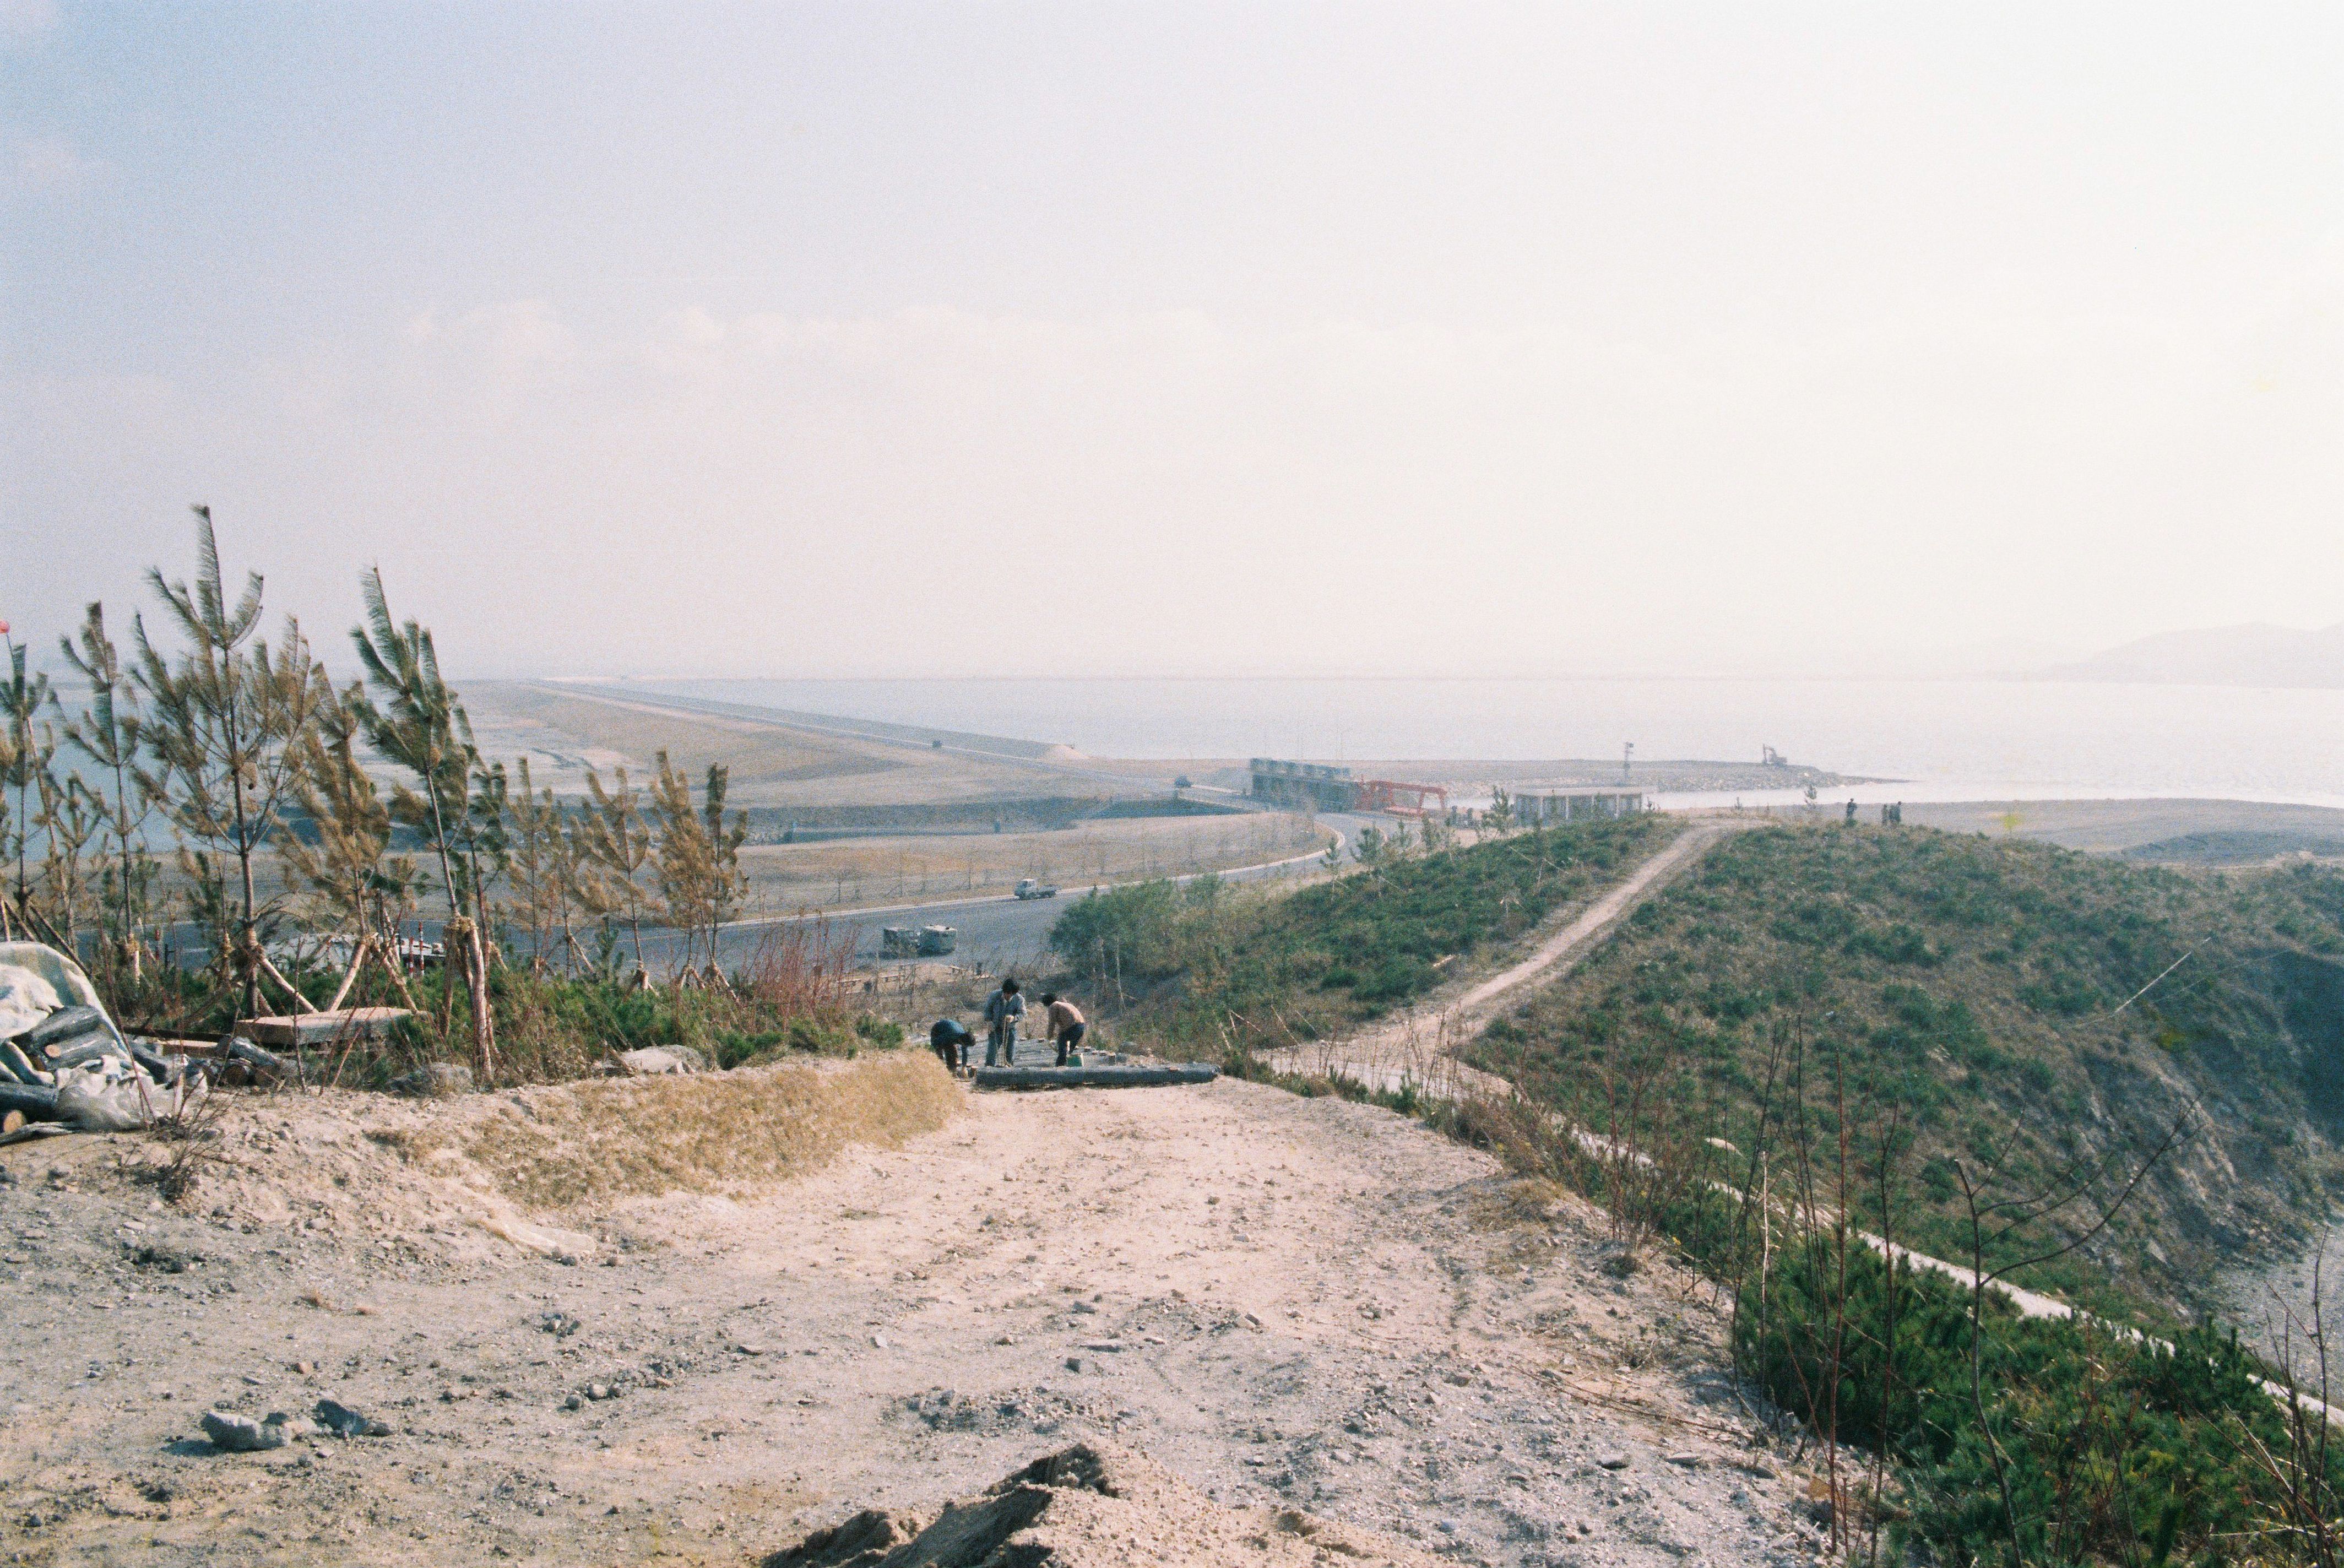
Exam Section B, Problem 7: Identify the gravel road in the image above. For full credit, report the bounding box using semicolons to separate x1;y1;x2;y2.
1264;822;1740;1099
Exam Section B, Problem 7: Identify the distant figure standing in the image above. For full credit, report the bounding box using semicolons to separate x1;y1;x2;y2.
1844;799;1859;826
1040;992;1087;1066
984;978;1026;1067
929;1018;974;1074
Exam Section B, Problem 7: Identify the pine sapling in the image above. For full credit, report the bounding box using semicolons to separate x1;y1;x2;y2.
1;634;53;932
59;602;158;984
133;508;329;1018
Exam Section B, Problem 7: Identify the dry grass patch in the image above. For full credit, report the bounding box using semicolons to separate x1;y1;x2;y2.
460;1051;962;1211
1464;1175;1569;1234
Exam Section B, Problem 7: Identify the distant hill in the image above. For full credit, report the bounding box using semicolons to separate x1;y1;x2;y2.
2045;621;2344;687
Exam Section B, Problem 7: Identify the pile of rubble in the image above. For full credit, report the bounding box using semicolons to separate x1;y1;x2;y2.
0;941;211;1144
771;1442;1441;1567
202;1399;391;1453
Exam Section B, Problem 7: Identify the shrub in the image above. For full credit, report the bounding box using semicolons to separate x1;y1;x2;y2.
1470;823;2344;1319
1049;815;1676;1055
1734;1241;2338;1567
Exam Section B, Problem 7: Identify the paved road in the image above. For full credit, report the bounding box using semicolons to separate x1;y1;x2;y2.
632;812;1373;975
150;817;1364;984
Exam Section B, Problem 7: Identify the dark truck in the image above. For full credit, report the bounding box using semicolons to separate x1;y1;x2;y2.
881;925;958;958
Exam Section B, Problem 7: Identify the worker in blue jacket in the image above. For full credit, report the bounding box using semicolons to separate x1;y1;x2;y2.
929;1018;974;1074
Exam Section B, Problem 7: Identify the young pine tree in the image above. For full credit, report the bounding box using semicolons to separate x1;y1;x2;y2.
648;751;716;969
563;799;623;976
33;764;102;945
59;603;159;981
699;762;748;968
2;634;53;937
349;566;498;1073
503;757;571;973
132;509;330;1017
580;765;659;972
282;681;392;945
463;755;512;950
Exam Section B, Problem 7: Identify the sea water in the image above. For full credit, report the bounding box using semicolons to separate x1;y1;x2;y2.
645;676;2344;808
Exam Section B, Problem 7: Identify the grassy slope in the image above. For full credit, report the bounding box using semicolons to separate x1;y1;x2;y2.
1464;822;2344;1320
1050;814;1680;1056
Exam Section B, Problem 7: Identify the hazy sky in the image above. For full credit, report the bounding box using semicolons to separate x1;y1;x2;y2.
4;3;2339;679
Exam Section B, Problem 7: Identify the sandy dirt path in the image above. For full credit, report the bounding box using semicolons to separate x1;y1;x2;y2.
2;1072;1827;1567
1265;823;1744;1098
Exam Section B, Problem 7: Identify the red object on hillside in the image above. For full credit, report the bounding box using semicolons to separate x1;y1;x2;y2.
1353;779;1449;817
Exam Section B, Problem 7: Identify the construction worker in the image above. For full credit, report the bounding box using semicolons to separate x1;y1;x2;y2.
983;978;1025;1067
1040;992;1086;1066
929;1018;974;1074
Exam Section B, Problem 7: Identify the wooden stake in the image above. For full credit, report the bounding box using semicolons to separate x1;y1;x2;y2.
253;949;321;1014
325;934;372;1014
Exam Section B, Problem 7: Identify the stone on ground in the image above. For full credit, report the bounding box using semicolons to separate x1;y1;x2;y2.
766;1442;1440;1568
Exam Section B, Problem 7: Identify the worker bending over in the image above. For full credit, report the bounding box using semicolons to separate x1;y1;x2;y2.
929;1018;974;1075
1040;992;1086;1066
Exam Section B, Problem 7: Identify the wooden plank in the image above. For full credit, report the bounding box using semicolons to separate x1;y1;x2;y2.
134;1038;220;1057
238;1007;411;1049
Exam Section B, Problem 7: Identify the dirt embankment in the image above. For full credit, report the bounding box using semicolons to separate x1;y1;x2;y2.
2;1060;1837;1567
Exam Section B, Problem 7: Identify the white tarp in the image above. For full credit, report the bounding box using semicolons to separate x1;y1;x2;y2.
0;966;64;1043
0;941;110;1041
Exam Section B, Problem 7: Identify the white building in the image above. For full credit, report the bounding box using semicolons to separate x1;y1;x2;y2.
1512;788;1646;825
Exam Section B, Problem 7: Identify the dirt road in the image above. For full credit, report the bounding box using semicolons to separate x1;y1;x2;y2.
2;1070;1827;1567
1266;823;1743;1098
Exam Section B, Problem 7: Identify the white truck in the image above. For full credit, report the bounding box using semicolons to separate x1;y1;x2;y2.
1013;878;1058;900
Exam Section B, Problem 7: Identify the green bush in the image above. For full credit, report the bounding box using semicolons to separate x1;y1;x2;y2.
1733;1237;2336;1566
1049;815;1674;1055
1473;823;2344;1319
713;1028;790;1070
